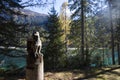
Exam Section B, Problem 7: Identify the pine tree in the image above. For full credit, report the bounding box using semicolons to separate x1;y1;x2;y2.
44;6;64;70
68;0;103;66
68;0;87;65
0;0;26;48
107;0;115;65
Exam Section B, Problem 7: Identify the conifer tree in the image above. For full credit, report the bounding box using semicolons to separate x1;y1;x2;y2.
44;6;64;70
59;2;71;53
0;0;26;48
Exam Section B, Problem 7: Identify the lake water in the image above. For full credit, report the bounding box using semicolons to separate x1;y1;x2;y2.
0;48;119;70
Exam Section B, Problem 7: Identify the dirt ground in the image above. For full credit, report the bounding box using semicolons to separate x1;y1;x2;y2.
44;66;120;80
1;66;120;80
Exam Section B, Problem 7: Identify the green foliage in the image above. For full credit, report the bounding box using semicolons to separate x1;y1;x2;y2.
69;19;81;48
0;0;27;48
69;0;98;66
68;0;120;66
44;6;65;70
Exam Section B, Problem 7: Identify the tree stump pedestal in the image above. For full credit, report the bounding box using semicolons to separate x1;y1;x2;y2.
26;38;44;80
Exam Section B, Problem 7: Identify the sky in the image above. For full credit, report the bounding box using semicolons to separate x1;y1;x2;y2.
25;0;68;14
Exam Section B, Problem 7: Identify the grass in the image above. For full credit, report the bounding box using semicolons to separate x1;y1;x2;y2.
1;66;120;80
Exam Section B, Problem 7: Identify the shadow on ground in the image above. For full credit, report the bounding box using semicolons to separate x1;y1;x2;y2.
73;66;120;80
1;66;120;80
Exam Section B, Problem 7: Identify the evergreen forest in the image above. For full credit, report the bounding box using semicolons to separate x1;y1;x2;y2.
0;0;120;80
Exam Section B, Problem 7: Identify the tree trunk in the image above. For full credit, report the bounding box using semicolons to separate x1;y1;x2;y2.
26;39;44;80
108;1;115;65
102;44;105;66
117;43;120;65
81;0;85;63
85;43;90;66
